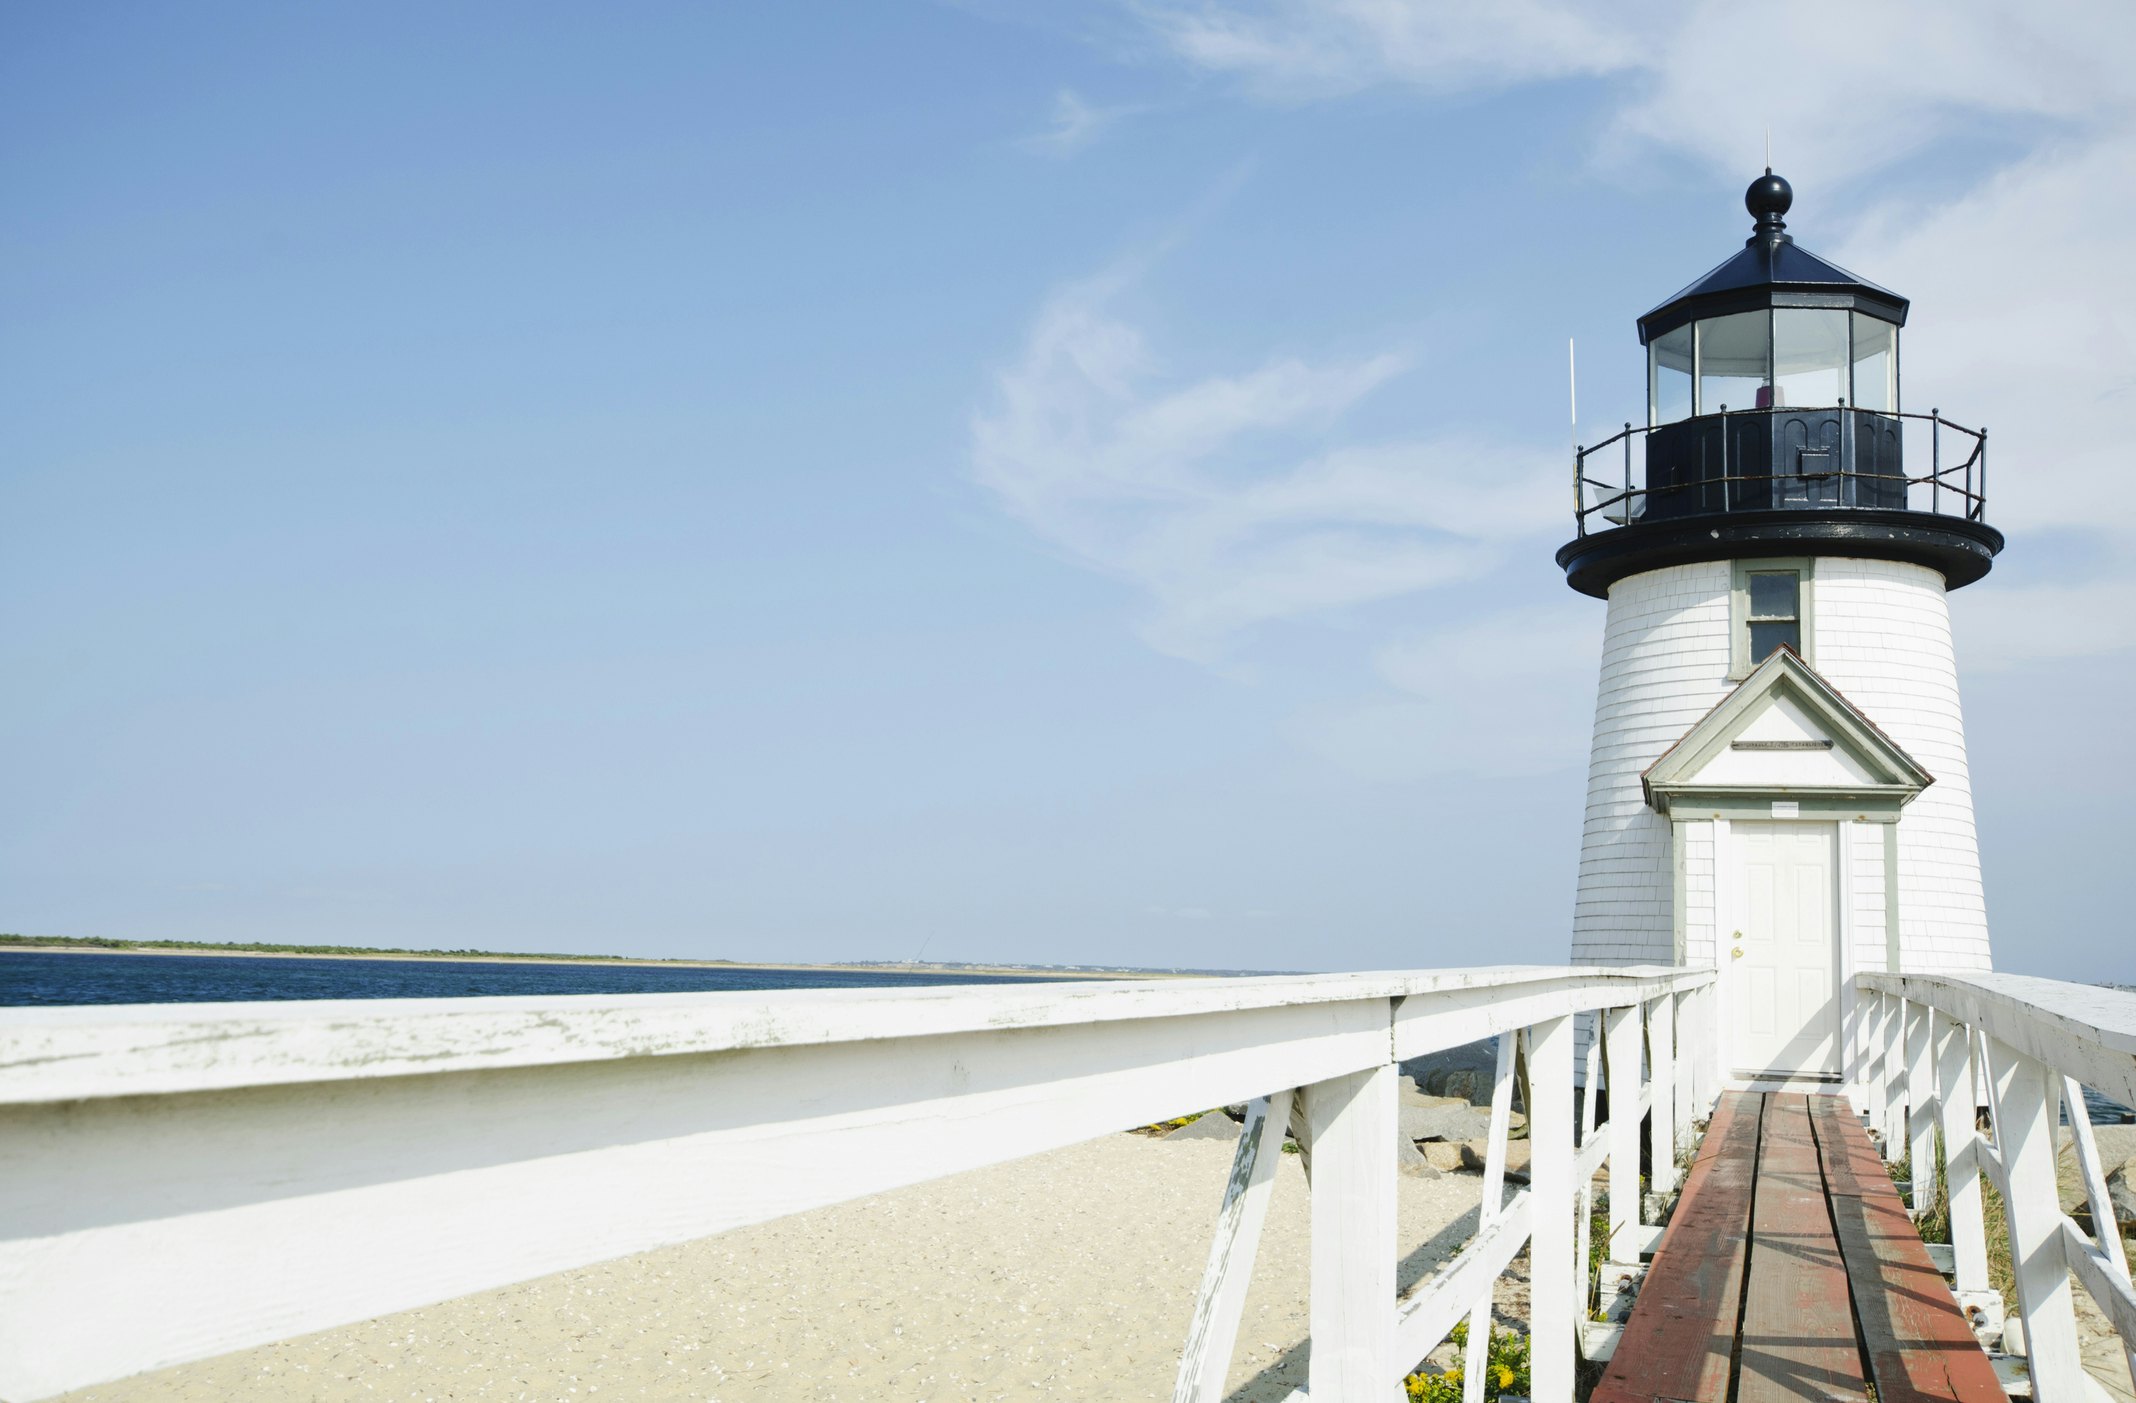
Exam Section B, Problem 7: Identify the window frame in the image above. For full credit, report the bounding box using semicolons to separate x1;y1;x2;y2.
1730;556;1814;680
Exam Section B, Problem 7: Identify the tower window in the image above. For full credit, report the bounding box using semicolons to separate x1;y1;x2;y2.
1747;572;1800;660
1731;558;1813;678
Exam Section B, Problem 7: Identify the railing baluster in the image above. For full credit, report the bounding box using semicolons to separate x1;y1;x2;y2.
2061;1072;2136;1383
1174;1089;1294;1403
1462;1032;1523;1403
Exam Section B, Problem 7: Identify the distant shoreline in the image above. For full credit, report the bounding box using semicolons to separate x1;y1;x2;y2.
0;937;1164;981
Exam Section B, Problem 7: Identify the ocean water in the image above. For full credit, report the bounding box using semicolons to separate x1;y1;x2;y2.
0;949;1076;1006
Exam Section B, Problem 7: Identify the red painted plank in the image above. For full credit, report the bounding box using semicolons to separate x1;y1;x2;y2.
1814;1093;1890;1200
1809;1097;2006;1403
1737;1094;1869;1403
1591;1091;1763;1403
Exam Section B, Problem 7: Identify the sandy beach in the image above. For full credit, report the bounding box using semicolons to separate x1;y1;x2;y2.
56;1127;1510;1403
47;1119;2136;1403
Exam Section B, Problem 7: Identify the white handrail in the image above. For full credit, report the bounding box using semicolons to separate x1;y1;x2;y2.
0;963;1717;1402
1856;971;2136;1403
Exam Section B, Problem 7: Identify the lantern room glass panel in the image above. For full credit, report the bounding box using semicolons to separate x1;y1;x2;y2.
1773;309;1849;408
1696;311;1771;413
1650;325;1693;425
1851;313;1898;412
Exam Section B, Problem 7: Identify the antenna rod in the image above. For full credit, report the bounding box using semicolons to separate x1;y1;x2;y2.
1764;123;1771;171
1568;336;1578;451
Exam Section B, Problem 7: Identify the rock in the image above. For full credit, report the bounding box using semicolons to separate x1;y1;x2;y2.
1400;1077;1471;1110
1400;1037;1500;1108
1399;1134;1443;1178
1458;1138;1533;1180
1423;1141;1469;1172
2108;1154;2136;1224
1403;1103;1493;1143
1164;1113;1242;1143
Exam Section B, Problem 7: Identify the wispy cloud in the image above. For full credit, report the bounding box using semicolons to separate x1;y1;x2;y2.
1297;604;1602;779
1023;88;1144;155
1127;0;1641;100
1118;2;2136;185
970;266;1559;659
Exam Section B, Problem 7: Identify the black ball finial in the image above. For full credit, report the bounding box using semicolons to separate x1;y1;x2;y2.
1746;169;1792;239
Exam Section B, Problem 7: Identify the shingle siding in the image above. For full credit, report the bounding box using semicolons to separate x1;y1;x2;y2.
1569;556;1991;977
1572;562;1733;970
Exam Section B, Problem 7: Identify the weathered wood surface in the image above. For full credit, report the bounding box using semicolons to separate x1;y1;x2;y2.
1860;972;2136;1112
1590;1091;1763;1403
1809;1096;2004;1403
1174;1091;1291;1403
1737;1094;1866;1403
0;964;1714;1105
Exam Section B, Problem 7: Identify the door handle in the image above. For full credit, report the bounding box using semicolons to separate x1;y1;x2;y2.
1730;930;1744;961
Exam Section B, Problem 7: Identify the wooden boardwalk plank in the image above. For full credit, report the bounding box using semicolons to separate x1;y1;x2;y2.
1591;1091;1764;1403
1809;1097;2006;1403
1737;1094;1869;1403
1813;1094;1890;1200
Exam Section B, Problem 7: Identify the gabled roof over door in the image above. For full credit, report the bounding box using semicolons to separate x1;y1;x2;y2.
1642;647;1933;818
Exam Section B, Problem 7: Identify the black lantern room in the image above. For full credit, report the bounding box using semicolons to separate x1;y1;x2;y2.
1556;173;2001;598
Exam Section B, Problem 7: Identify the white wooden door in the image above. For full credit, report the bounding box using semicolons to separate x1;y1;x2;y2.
1729;821;1840;1077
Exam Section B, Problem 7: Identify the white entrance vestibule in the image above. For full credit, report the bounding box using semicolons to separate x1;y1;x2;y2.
1640;648;1934;1085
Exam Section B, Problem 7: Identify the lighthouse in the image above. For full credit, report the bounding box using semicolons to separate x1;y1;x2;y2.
1559;172;2000;1089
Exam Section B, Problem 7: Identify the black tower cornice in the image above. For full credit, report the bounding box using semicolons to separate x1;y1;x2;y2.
1637;172;1909;346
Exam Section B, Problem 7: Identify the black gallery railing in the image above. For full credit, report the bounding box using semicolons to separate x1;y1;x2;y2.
1573;405;1987;536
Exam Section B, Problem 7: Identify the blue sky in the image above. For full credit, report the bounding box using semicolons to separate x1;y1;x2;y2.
3;2;2131;977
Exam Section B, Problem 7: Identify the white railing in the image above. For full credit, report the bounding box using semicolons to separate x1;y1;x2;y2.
1855;971;2136;1403
0;963;1715;1402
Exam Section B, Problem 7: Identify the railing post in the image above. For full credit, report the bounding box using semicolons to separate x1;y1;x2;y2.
1576;1024;1602;1313
1528;1014;1577;1403
1649;992;1678;1194
1906;1000;1937;1213
1861;990;1890;1143
1698;977;1723;1117
1983;1036;2085;1400
1671;989;1697;1144
1932;409;1941;515
1302;1060;1398;1399
1606;1002;1643;1258
1933;1009;1993;1300
1978;428;1988;519
1876;995;1907;1153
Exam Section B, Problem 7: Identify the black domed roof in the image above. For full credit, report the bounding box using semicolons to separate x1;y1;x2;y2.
1637;172;1908;346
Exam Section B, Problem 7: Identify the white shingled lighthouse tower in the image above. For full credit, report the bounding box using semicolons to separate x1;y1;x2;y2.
1559;172;2000;1088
